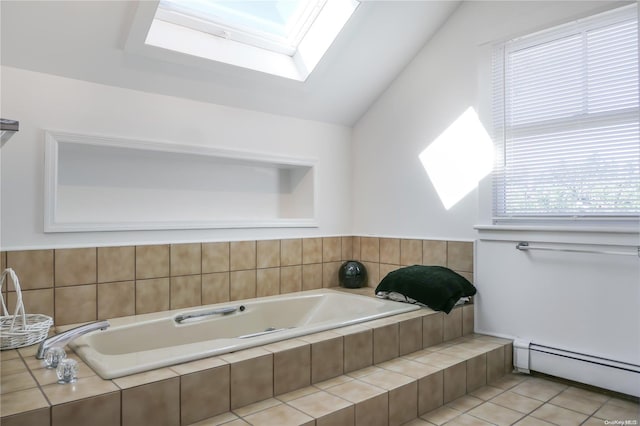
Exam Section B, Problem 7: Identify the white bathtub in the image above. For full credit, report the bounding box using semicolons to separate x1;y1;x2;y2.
69;289;420;379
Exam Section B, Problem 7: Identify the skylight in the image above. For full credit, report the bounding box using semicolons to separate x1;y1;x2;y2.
156;0;325;55
145;0;359;81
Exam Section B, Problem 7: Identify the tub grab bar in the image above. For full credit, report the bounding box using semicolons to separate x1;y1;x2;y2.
238;327;294;339
175;306;238;324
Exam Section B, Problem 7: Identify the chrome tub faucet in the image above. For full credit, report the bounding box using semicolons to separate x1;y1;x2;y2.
35;320;110;359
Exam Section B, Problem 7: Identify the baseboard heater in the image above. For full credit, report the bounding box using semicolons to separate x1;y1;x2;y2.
514;339;640;397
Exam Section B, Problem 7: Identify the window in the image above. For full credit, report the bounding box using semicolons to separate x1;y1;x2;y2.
492;4;638;224
144;0;359;81
155;0;326;56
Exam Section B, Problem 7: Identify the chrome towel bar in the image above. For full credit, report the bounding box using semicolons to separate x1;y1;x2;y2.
516;242;640;257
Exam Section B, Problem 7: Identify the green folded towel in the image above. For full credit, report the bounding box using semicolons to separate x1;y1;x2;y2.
375;265;476;314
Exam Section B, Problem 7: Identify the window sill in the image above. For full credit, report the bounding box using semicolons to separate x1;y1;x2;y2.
474;224;638;234
474;224;639;246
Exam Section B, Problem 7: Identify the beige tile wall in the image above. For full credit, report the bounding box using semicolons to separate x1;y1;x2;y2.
0;237;473;326
352;237;473;287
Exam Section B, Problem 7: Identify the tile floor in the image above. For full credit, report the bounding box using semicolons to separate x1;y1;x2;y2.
410;373;639;426
189;371;638;426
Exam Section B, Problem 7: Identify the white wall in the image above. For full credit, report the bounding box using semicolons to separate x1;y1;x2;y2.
352;0;639;387
0;66;352;250
352;1;629;241
476;229;640;366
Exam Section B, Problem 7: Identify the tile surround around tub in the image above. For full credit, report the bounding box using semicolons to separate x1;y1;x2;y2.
6;250;53;290
135;244;170;279
51;392;121;426
224;348;274;409
1;236;474;325
265;339;312;395
97;281;135;320
54;248;97;287
302;237;323;264
380;238;401;265
121;377;180;426
8;300;627;426
230;241;256;271
170;243;201;276
201;242;229;273
179;363;231;424
256;239;280;269
97;246;135;283
400;239;423;266
299;331;344;383
135;277;170;314
322;237;342;262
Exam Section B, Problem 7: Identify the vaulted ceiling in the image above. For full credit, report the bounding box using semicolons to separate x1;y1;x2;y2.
1;1;460;126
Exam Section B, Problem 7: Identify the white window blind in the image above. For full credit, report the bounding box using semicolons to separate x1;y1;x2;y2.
492;4;639;223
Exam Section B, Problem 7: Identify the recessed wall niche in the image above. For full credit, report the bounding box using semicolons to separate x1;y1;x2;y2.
44;131;317;232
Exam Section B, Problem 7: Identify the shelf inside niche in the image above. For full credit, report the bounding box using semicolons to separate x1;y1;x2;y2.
44;131;317;232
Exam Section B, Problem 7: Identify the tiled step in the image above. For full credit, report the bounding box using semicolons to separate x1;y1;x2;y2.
0;302;512;426
186;332;513;426
169;304;481;425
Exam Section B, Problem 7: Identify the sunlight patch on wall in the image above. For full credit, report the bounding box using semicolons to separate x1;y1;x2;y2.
419;107;494;210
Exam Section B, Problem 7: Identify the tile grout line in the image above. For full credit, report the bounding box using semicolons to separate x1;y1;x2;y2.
133;246;137;316
17;349;54;410
52;249;56;327
93;247;97;322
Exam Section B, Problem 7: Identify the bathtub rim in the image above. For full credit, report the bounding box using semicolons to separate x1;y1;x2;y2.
65;288;421;379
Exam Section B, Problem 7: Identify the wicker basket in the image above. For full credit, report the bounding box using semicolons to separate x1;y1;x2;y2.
0;268;53;350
